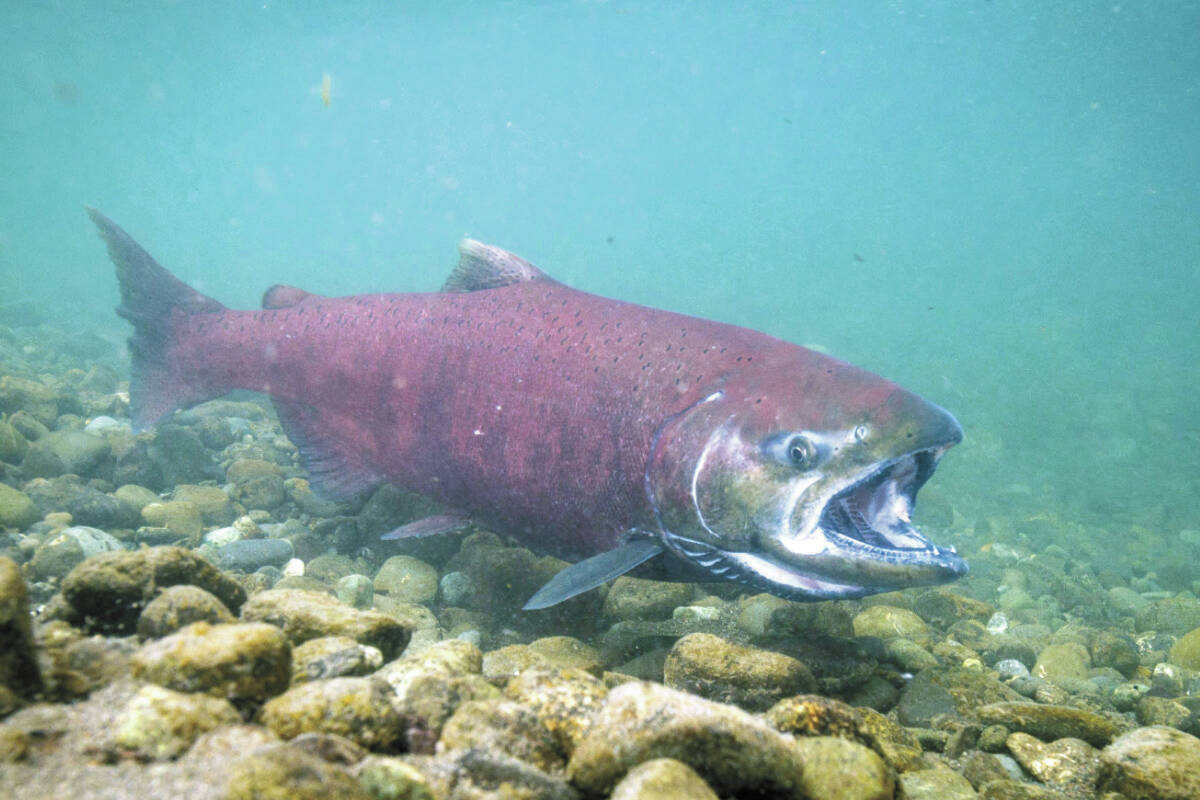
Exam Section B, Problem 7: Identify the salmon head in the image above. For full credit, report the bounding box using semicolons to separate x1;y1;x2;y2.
645;355;967;600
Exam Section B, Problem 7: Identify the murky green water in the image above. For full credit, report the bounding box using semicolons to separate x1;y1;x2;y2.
2;1;1197;580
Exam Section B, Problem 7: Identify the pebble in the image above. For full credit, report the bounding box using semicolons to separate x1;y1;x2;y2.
335;573;374;609
135;584;236;639
218;537;294;572
610;757;719;800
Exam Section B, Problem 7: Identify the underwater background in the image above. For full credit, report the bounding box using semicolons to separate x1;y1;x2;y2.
3;2;1200;798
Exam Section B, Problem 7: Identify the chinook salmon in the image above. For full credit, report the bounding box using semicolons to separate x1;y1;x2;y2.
89;208;967;609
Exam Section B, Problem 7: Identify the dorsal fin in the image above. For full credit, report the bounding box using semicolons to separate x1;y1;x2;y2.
262;284;325;309
441;239;557;293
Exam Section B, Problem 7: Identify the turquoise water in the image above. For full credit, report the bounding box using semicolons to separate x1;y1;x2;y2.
2;2;1197;568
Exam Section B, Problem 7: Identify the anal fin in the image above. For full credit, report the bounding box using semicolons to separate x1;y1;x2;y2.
273;398;381;500
522;538;663;610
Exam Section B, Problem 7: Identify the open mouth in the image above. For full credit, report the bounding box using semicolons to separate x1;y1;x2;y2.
819;449;943;552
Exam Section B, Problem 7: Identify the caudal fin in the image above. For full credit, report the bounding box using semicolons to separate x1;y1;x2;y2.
87;208;226;430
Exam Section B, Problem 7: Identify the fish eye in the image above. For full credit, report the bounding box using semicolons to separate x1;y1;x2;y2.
854;424;870;442
786;435;816;469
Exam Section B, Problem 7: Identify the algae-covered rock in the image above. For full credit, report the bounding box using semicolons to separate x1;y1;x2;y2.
0;483;38;529
417;747;577;800
1032;642;1091;683
140;500;202;543
223;743;371;800
0;375;60;426
975;701;1124;747
172;483;236;526
132;620;291;703
663;632;816;712
240;588;412;660
504;667;608;755
21;428;111;478
567;681;808;798
136;584;236;639
482;644;553;684
111;683;241;760
373;555;438;605
260;676;404;752
1098;725;1200;800
354;755;435;800
603;576;695;621
440;698;564;772
0;421;29;464
1168;626;1200;670
527;635;603;675
60;546;247;633
1005;732;1100;793
1136;596;1200;636
897;767;978;800
610;757;718;800
790;735;893;800
291;636;383;684
0;556;41;699
853;604;932;647
29;525;123;582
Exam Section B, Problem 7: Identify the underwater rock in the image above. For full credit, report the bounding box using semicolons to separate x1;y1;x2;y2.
113;483;160;512
136;584;236;640
765;693;926;773
335;574;374;609
260;676;404;751
0;375;61;426
527;636;603;675
852;604;932;648
222;743;370;800
663;632;816;712
373;554;439;605
0;420;28;464
602;576;695;621
290;635;383;684
60;546;246;633
896;767;979;800
439;698;564;773
132;620;291;703
239;587;413;660
504;667;609;756
172;483;236;526
609;757;719;800
446;532;562;612
226;457;286;511
1168;626;1200;670
0;557;41;700
567;681;808;798
140;500;202;543
21;428;111;479
417;747;577;800
1136;596;1200;637
1098;725;1200;800
353;755;435;800
285;477;341;517
1032;642;1091;683
789;735;893;800
218;537;294;572
482;644;554;684
29;525;124;582
1005;732;1100;793
975;701;1125;747
110;683;241;760
0;483;38;529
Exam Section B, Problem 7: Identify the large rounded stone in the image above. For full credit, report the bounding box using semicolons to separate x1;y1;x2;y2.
1099;726;1200;800
29;525;124;582
0;557;41;699
131;621;291;703
260;676;404;751
0;484;38;529
610;757;719;800
663;632;816;712
21;429;111;478
852;605;932;647
222;743;371;800
136;584;236;639
112;683;241;760
568;681;809;798
240;588;412;660
60;546;247;634
373;555;438;605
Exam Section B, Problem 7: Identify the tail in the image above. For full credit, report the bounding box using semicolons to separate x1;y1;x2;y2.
87;208;227;430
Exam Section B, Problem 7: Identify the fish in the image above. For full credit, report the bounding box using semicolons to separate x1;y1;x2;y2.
88;208;967;609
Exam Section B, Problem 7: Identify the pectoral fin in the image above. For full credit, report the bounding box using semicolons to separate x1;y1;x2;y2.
522;538;664;610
